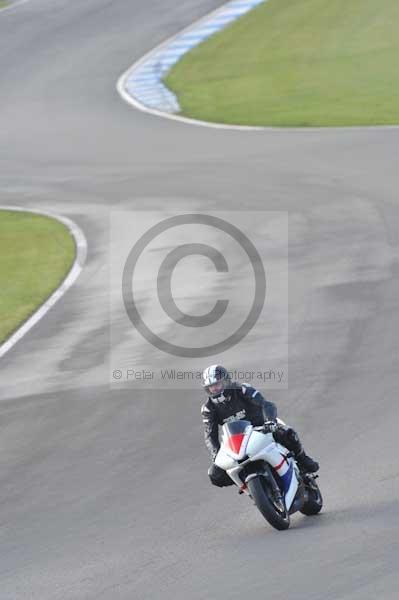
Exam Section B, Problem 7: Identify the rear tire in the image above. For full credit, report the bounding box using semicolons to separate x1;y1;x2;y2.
300;479;323;516
247;475;290;530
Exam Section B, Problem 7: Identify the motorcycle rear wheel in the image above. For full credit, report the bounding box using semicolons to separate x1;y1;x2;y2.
300;479;323;516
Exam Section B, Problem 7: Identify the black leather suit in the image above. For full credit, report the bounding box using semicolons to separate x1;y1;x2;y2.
201;382;306;487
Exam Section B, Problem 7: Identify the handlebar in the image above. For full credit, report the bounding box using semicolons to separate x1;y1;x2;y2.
252;422;279;433
262;421;280;433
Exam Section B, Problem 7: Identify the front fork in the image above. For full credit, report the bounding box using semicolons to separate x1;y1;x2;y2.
239;457;307;514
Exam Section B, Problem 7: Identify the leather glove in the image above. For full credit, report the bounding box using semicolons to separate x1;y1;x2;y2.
263;420;278;433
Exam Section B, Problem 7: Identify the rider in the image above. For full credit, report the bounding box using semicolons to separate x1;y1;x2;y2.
201;365;319;487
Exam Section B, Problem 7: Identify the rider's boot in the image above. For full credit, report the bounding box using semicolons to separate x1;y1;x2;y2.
275;427;319;473
296;450;319;473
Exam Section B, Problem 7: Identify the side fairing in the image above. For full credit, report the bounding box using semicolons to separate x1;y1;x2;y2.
278;458;298;510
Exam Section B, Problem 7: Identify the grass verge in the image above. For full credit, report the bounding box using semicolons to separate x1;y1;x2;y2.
0;210;75;344
165;0;399;127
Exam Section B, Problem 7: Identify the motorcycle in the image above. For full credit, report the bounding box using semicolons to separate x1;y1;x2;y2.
214;419;323;530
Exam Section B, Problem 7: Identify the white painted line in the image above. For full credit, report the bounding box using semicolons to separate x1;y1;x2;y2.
0;206;87;358
117;0;399;132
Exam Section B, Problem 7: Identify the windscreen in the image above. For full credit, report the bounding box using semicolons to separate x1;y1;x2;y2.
224;420;251;435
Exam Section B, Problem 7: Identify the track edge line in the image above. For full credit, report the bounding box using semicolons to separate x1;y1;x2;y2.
0;206;87;358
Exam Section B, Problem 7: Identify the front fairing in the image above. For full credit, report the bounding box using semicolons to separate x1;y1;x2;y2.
214;446;238;471
246;430;275;457
216;423;281;469
216;423;274;471
221;420;252;459
216;423;299;509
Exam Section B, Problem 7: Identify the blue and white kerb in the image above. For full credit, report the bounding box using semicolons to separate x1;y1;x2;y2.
123;0;266;114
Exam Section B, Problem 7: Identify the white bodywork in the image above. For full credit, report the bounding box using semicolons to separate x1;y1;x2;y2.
215;421;299;511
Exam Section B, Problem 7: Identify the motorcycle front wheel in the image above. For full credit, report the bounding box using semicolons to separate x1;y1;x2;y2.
247;475;290;531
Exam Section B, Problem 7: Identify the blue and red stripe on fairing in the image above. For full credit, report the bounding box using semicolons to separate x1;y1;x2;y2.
276;461;294;493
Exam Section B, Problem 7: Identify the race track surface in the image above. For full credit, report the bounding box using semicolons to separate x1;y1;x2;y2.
1;1;398;598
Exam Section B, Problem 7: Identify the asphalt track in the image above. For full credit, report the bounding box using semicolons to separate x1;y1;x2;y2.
1;1;399;598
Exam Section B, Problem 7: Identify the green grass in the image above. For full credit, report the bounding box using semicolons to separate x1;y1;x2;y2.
165;0;399;127
0;211;75;344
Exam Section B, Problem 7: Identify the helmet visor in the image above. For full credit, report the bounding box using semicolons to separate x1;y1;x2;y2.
206;381;224;396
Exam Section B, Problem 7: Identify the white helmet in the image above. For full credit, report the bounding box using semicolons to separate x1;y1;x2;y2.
202;364;231;400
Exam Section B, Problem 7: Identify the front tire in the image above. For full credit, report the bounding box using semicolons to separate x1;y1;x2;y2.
247;475;290;531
